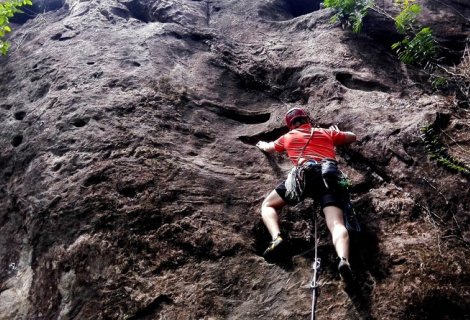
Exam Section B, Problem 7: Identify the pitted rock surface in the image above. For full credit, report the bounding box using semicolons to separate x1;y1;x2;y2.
1;0;469;319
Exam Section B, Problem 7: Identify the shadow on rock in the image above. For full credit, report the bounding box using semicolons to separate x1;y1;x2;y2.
344;279;377;320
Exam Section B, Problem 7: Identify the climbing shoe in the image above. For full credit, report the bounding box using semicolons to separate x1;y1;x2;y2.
263;234;284;257
338;257;353;282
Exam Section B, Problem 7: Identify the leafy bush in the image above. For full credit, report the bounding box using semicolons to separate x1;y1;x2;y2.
323;0;373;33
391;27;438;65
323;0;438;66
390;0;438;65
0;0;32;55
394;0;421;34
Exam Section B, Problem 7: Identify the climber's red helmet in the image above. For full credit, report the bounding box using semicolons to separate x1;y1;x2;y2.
285;107;309;129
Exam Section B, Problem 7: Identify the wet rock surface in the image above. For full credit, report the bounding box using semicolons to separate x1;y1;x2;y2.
0;0;469;319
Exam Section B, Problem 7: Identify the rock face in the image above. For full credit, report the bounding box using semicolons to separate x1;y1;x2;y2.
1;0;469;319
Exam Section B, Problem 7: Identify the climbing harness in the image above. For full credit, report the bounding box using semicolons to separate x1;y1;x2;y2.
285;128;315;202
310;209;321;320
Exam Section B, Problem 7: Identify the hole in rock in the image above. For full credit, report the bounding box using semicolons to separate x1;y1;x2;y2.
123;0;149;23
239;126;288;145
51;33;62;41
432;112;451;129
200;100;270;124
86;62;95;65
72;118;89;127
10;0;66;24
283;0;321;17
335;72;390;93
31;83;50;101
217;108;270;124
11;135;23;147
259;0;321;20
117;186;142;198
51;162;62;172
110;7;130;19
14;111;26;120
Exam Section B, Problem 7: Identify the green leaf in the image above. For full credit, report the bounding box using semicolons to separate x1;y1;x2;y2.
0;0;32;55
409;3;421;13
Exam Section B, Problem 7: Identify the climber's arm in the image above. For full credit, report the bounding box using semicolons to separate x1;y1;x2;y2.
343;132;357;144
329;125;357;145
256;141;276;153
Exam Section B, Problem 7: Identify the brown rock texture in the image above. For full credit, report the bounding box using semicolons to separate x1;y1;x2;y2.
1;0;469;319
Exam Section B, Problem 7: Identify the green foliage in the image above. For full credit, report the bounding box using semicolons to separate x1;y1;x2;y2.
323;0;373;33
392;27;437;65
0;0;32;55
394;0;421;34
390;0;437;66
338;176;353;189
323;0;438;66
430;75;448;90
420;125;470;176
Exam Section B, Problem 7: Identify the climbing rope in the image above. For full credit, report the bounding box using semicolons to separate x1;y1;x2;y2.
310;208;321;320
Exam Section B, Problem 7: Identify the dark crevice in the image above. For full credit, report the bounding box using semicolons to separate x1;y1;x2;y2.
51;33;62;41
362;11;402;48
216;108;270;124
197;100;271;124
432;112;451;130
335;72;391;93
350;179;376;195
72;118;89;128
123;0;149;23
283;0;322;17
109;7;131;20
238;126;289;145
51;162;62;172
117;186;138;198
259;0;322;21
31;83;50;101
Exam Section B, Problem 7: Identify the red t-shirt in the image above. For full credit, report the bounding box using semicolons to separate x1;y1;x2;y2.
274;124;347;165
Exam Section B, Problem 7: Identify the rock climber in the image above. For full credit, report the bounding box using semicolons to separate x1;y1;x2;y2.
256;107;357;281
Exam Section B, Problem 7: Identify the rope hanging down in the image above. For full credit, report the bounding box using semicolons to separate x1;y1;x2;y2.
310;209;321;320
